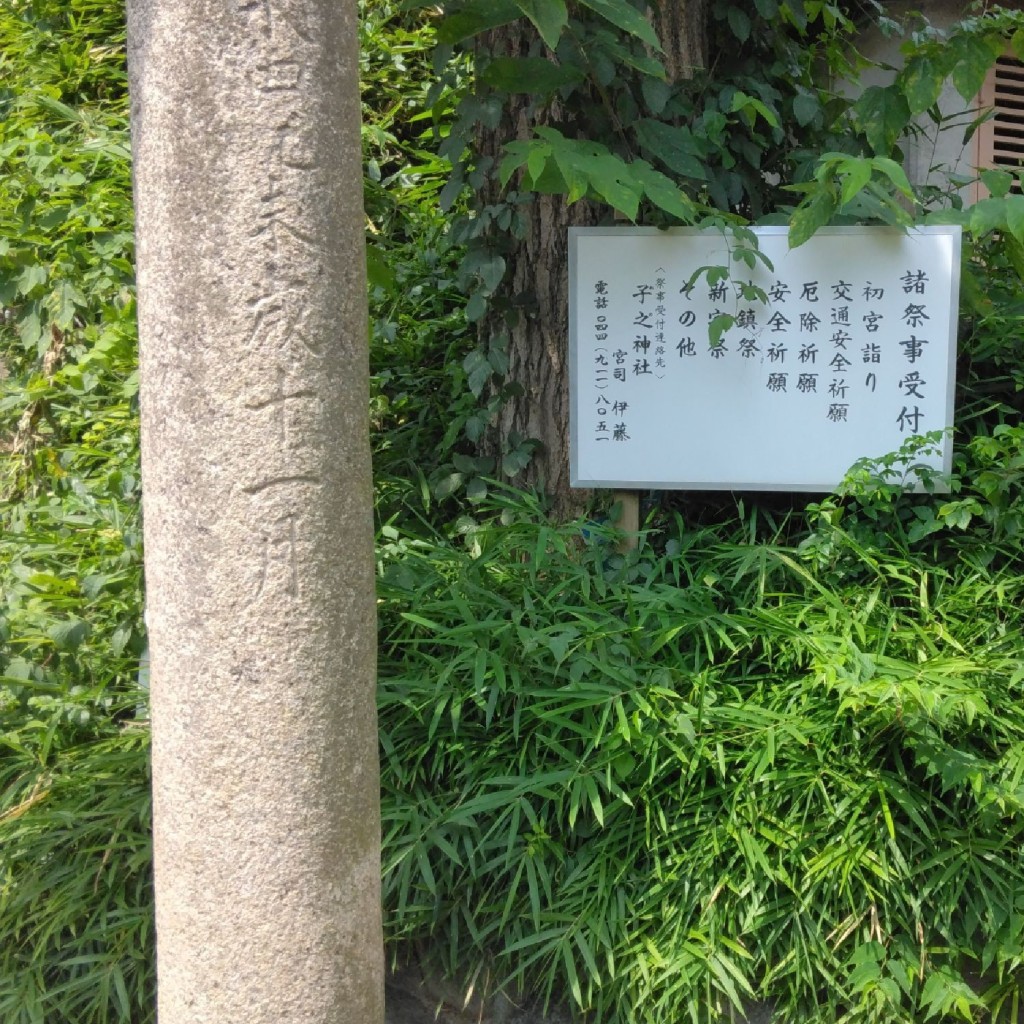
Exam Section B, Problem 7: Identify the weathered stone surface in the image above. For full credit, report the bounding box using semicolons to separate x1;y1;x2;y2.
127;1;383;1021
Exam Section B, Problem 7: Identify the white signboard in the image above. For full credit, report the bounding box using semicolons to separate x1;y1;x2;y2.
569;226;961;491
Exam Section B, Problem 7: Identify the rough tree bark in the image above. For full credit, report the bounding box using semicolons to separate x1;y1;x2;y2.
127;2;384;1022
482;3;708;519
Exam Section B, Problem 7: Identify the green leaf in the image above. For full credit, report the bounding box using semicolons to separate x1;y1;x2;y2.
514;0;567;51
462;349;491;398
970;197;1006;237
562;941;583;1007
1003;231;1024;281
502;446;532;475
950;34;1001;102
780;0;807;30
366;245;395;293
436;2;521;43
727;7;750;43
922;207;969;227
527;142;549;184
464;415;486;443
839;160;873;207
465;291;488;325
789;190;836;248
635;119;708;179
709;313;734;347
902;55;944;116
51;279;86;328
18;307;43;351
1005;195;1024;241
432;472;463;499
855;85;911;155
980;168;1014;199
48;618;91;651
871;156;914;199
551;149;590;203
588;154;642;220
17;263;47;297
481;56;583;95
531;128;644;214
1012;28;1024;64
641;76;672;115
477;254;506;294
33;93;83;124
730;90;780;130
792;90;819;127
673;712;696;744
859;179;914;226
631;160;696;223
754;0;778;15
706;952;748;1010
597;34;665;78
500;140;532;188
577;0;662;51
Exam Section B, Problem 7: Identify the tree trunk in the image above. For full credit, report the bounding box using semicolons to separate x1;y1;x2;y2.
482;3;708;520
128;2;384;1022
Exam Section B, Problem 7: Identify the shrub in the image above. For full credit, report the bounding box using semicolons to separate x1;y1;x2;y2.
377;482;1024;1024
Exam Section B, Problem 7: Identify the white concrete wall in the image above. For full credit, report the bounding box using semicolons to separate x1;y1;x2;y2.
851;1;981;198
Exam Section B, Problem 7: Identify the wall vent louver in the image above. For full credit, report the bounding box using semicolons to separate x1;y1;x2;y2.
978;55;1024;191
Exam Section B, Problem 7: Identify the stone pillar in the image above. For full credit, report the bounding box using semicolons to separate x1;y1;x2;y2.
127;3;384;1023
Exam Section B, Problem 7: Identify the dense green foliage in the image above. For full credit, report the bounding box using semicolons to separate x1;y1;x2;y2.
379;477;1024;1024
406;0;1024;503
0;1;150;1020
3;1;1024;1023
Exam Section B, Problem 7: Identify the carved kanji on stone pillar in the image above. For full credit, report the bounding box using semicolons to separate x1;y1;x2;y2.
127;2;384;1021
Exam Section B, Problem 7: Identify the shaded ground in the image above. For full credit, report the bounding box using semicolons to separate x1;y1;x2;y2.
384;965;573;1024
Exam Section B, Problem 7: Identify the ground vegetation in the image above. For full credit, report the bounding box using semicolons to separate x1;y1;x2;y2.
2;2;1024;1023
